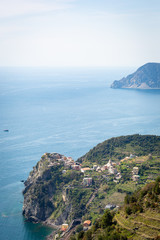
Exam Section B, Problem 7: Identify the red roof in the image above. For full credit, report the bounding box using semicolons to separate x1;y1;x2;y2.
83;220;91;226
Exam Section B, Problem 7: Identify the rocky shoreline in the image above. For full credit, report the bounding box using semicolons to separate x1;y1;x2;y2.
43;220;60;240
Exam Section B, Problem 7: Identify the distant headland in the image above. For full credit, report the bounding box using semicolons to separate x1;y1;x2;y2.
111;62;160;89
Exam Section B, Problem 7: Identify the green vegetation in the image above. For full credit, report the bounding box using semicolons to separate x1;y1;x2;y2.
78;153;159;224
70;210;128;240
78;134;160;165
23;134;160;239
115;177;160;239
68;188;94;218
71;178;160;240
124;177;160;216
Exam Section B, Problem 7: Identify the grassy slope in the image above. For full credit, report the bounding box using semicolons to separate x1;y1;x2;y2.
71;179;160;240
115;210;160;239
77;134;160;165
79;154;160;223
115;179;160;239
77;135;160;224
25;135;160;230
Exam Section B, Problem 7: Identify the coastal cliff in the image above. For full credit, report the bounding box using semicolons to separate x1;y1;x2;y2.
23;153;69;223
22;153;92;225
22;135;160;238
111;62;160;89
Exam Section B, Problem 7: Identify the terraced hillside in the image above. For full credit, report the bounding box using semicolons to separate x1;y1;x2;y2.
70;178;160;240
115;178;160;239
115;210;160;239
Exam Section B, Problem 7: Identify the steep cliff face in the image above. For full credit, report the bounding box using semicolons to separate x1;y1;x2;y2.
22;153;88;225
23;136;160;229
23;153;70;223
111;62;160;89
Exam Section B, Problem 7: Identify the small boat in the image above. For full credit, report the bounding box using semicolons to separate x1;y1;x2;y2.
3;129;9;132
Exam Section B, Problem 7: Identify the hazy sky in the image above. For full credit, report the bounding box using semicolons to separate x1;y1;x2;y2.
0;0;160;67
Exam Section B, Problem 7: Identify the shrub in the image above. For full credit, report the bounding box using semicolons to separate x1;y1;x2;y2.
100;210;113;228
145;201;151;208
92;219;100;232
85;229;92;240
76;225;83;233
124;195;130;204
125;206;132;215
77;231;85;240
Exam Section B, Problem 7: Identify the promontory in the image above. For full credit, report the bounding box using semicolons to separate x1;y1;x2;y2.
111;62;160;89
22;134;160;239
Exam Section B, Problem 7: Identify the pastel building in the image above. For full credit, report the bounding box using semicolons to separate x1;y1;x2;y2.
83;220;91;228
61;224;69;232
81;167;91;173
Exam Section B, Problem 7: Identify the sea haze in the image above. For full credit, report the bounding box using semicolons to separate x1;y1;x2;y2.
0;67;160;240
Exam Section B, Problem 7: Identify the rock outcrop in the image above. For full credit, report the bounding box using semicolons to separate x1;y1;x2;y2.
22;153;89;226
111;62;160;89
22;153;74;224
22;135;160;235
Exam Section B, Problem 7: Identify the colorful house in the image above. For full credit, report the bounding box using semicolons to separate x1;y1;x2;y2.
83;220;91;227
61;224;69;232
81;167;91;173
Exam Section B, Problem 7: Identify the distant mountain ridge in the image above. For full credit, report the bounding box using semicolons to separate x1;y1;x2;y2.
111;63;160;89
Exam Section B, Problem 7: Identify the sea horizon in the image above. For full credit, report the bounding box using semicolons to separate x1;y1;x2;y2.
0;67;160;240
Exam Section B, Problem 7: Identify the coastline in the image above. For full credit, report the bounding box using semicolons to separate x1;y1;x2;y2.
111;86;160;89
43;220;60;240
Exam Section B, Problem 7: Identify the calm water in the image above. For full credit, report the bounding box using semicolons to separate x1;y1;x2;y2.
0;67;160;240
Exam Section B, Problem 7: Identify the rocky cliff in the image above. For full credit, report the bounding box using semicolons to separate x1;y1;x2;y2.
22;135;160;232
23;153;71;224
111;62;160;89
22;153;91;225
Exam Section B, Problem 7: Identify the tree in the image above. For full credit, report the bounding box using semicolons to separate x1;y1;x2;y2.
84;229;92;240
125;206;132;215
76;224;83;233
101;210;113;228
77;231;84;240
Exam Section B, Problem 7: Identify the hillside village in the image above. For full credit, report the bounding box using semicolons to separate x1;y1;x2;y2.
40;151;160;240
42;153;142;232
43;152;141;188
23;135;160;240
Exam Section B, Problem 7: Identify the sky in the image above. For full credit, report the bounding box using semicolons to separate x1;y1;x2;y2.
0;0;160;67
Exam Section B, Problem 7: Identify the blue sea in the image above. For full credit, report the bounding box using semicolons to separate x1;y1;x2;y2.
0;67;160;240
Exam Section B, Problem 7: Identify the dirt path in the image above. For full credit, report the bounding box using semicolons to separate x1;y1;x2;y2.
86;189;98;208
